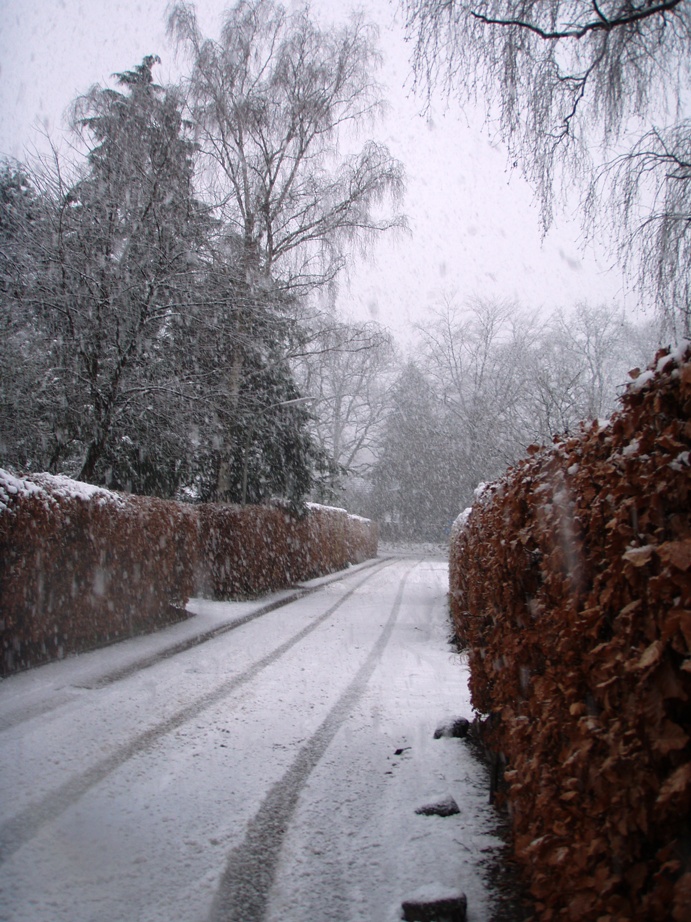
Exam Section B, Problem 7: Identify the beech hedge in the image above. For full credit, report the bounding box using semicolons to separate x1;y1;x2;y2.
195;501;376;598
450;343;691;921
0;478;377;676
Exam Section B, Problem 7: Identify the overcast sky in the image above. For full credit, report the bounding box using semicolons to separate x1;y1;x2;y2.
0;0;633;339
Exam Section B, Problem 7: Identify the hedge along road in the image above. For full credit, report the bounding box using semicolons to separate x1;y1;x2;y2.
0;557;507;922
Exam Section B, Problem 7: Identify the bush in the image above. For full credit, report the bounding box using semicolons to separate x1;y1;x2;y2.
196;502;377;598
0;478;378;675
449;344;691;921
0;474;199;673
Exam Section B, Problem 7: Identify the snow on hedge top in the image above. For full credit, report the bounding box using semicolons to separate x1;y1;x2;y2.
28;473;122;504
0;470;43;512
627;338;690;393
306;500;347;514
451;507;473;537
306;501;371;524
0;469;123;512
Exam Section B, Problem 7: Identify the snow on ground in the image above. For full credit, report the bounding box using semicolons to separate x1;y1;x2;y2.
0;555;519;922
262;560;504;922
378;540;450;559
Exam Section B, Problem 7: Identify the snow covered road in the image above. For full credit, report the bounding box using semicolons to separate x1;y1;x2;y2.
0;557;507;922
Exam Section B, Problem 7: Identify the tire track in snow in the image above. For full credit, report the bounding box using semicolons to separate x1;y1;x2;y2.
207;560;418;922
0;559;394;865
90;557;391;690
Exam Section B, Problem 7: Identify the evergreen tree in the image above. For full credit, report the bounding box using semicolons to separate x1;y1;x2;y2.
0;58;208;492
62;55;204;486
371;361;461;540
0;164;61;469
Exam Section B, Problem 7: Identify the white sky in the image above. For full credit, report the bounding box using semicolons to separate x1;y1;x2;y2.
0;0;633;339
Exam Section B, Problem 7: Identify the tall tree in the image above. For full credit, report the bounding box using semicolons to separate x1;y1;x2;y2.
1;56;208;489
419;296;538;491
402;0;691;333
62;55;204;485
0;164;61;470
371;360;461;540
176;236;312;501
168;0;406;497
169;0;405;290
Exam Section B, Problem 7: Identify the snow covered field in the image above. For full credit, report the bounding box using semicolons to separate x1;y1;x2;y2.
0;557;514;921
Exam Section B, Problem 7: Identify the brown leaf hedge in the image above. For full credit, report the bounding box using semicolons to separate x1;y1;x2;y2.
449;343;691;921
0;477;377;675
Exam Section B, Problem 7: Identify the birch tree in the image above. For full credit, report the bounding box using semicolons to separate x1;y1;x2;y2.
168;0;405;497
169;0;405;290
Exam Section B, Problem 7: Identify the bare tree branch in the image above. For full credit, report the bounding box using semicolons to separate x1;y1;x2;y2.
402;0;691;329
470;0;684;40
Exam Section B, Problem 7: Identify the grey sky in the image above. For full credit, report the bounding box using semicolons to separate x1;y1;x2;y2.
0;0;631;338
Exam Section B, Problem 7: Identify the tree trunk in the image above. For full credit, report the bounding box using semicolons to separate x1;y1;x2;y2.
78;437;105;484
214;349;244;501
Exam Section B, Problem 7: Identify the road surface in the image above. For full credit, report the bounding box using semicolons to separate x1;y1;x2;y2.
0;556;509;921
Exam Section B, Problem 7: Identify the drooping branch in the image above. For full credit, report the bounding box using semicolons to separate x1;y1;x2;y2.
469;0;684;41
402;0;691;327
